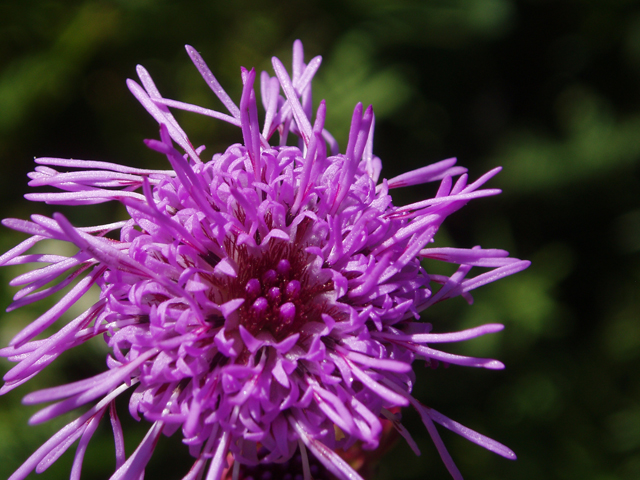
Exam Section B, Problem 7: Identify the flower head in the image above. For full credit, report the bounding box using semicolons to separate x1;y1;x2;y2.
1;41;529;480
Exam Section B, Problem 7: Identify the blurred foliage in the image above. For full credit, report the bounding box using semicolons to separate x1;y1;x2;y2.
1;0;639;479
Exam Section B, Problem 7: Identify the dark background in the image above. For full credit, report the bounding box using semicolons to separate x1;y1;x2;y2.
0;1;639;479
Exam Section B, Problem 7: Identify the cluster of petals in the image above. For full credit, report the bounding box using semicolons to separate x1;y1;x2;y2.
0;40;529;480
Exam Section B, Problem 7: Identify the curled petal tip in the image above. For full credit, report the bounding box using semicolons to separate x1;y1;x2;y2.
484;360;506;370
125;77;140;91
485;323;505;333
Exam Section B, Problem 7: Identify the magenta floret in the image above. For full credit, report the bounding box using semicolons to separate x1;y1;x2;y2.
0;40;529;480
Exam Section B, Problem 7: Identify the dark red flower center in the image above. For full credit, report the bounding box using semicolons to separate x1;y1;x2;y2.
226;239;335;341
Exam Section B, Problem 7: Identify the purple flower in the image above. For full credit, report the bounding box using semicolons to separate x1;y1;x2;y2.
0;41;529;480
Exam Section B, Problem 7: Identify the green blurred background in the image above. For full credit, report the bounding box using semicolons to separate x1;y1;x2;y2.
1;0;639;479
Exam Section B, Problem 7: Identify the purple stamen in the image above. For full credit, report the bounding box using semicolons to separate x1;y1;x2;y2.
279;302;296;325
285;280;301;300
276;259;291;277
262;269;277;286
250;297;268;318
267;287;281;305
245;278;261;297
